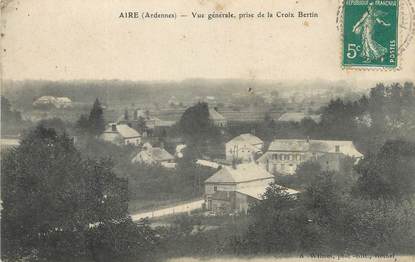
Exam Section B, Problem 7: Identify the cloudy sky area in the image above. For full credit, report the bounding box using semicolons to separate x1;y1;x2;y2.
1;0;414;85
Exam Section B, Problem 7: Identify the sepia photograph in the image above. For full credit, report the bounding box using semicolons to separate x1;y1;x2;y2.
1;0;415;261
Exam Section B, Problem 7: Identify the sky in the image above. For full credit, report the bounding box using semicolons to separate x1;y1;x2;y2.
1;0;414;84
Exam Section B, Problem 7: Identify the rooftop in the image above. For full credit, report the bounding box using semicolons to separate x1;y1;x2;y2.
208;108;226;121
205;163;274;184
237;185;299;200
228;133;263;145
267;139;363;158
104;124;141;138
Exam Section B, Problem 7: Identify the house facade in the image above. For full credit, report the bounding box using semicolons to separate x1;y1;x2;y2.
204;163;275;214
226;133;264;162
100;123;141;146
258;139;363;175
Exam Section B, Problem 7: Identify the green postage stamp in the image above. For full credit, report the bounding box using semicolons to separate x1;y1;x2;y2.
343;0;399;68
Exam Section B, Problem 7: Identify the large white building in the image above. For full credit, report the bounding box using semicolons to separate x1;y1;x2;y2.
226;133;264;162
33;96;73;108
258;139;363;175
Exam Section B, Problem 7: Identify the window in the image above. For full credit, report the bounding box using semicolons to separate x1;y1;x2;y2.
274;154;278;160
279;154;284;160
214;186;218;192
335;145;340;153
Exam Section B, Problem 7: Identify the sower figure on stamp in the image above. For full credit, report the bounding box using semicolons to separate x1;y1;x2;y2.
352;2;391;62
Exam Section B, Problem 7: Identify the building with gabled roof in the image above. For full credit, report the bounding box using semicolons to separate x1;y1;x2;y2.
226;133;264;162
208;107;227;127
132;143;175;167
204;163;297;214
100;123;141;146
33;96;73;109
258;138;363;175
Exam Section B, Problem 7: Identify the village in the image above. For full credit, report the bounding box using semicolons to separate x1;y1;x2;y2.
2;90;365;220
1;80;415;260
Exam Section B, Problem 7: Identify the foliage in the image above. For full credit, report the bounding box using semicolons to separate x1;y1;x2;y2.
355;139;415;200
237;146;415;255
179;102;222;152
128;159;215;201
76;98;105;136
0;125;155;261
1;96;28;135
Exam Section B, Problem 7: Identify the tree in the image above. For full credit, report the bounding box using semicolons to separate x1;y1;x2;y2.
291;160;323;188
1;96;24;135
88;98;105;136
0;125;151;261
75;99;106;137
76;114;91;135
355;139;415;200
179;102;221;150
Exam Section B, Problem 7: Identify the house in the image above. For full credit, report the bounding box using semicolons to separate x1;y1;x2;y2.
118;109;175;133
226;133;264;162
33;96;73;109
204;163;294;214
132;143;175;168
278;112;321;123
100;123;141;146
258;139;363;175
33;96;57;108
54;97;73;108
209;107;227;127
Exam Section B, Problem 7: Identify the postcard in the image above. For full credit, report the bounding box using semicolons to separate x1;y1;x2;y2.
1;0;414;261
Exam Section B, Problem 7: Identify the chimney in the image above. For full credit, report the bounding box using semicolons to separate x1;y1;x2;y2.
111;124;117;132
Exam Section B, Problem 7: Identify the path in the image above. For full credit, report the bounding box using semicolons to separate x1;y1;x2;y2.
130;199;204;221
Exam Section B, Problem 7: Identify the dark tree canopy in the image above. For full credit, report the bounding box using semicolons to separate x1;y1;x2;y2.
1;96;24;135
76;98;106;136
0;125;136;261
88;98;106;136
355;139;415;200
179;102;221;150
